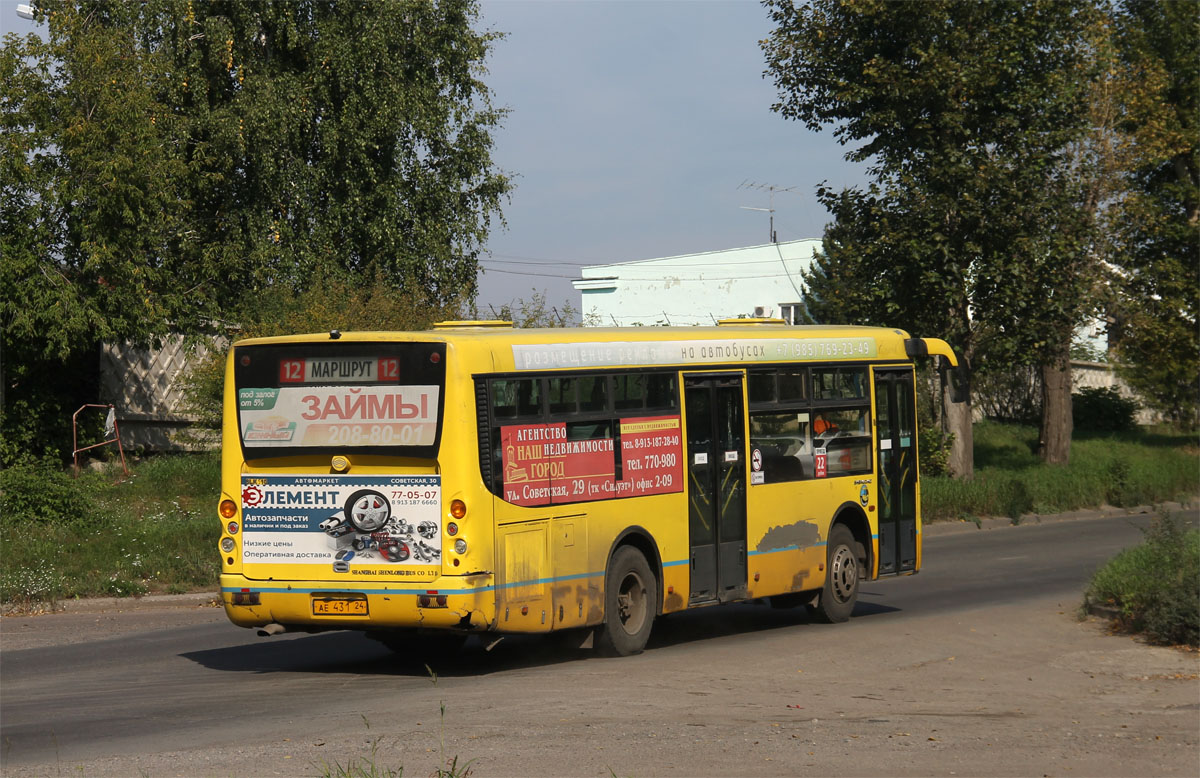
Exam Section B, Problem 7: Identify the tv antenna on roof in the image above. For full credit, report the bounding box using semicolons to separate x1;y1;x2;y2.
738;181;799;244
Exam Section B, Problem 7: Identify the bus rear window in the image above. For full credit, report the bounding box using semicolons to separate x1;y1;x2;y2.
233;342;446;460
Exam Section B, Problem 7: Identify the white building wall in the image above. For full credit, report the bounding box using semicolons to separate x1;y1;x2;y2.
573;239;822;326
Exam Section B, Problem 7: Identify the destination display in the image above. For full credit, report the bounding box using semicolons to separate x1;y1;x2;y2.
500;415;684;507
278;356;401;384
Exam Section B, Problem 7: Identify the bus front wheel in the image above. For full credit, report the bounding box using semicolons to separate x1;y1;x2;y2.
596;546;657;656
810;524;859;623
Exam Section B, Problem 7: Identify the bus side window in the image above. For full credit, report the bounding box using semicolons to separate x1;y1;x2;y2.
812;367;866;401
493;378;542;418
749;411;810;483
645;373;678;410
814;407;872;475
578;375;608;413
615;372;678;411
548;377;578;415
614;373;645;410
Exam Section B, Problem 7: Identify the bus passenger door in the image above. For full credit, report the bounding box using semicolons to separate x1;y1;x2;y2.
684;374;748;604
874;368;917;575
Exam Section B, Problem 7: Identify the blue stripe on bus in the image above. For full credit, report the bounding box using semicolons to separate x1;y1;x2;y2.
222;569;604;597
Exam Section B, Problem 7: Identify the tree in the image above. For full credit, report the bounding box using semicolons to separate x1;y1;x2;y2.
0;0;510;463
147;0;510;305
763;0;1107;472
2;2;198;461
1107;0;1199;428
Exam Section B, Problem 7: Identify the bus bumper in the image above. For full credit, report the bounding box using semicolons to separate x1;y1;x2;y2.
219;573;497;632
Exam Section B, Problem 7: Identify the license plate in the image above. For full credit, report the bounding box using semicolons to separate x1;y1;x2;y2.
312;596;368;616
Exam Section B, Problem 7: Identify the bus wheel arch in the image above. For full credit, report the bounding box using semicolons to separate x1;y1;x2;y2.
604;526;665;616
831;502;872;579
596;527;663;656
811;504;871;623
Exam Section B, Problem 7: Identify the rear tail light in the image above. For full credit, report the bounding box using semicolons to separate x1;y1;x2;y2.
450;499;466;519
219;499;237;519
231;590;260;606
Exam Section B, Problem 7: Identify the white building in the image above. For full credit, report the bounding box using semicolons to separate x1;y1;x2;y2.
572;239;822;327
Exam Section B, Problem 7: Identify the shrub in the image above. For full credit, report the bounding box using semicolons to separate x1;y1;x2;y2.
1085;513;1199;647
918;425;955;477
1072;386;1139;433
0;461;93;526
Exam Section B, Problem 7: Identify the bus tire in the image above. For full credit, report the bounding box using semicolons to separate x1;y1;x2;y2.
596;546;657;656
811;524;859;623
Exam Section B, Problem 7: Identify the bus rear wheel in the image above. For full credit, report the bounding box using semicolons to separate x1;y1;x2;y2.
810;524;859;623
596;546;656;656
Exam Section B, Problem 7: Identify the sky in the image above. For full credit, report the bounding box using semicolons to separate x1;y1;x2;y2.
1;0;870;312
476;0;868;311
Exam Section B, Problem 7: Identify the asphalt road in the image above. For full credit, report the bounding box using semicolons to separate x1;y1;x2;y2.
2;505;1197;777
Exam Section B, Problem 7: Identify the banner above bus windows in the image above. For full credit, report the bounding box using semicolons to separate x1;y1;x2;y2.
511;337;877;371
233;342;446;460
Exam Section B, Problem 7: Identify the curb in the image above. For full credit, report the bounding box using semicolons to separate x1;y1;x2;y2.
920;499;1195;537
2;591;220;616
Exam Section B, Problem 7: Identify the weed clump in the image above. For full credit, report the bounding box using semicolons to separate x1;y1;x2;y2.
1084;513;1200;647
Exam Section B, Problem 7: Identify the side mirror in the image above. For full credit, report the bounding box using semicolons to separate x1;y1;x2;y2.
941;361;969;404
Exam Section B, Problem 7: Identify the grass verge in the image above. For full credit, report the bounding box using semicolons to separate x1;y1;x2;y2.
921;422;1198;522
1082;511;1199;647
0;453;219;608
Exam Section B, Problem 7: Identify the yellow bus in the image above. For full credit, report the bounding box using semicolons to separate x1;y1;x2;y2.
217;320;961;656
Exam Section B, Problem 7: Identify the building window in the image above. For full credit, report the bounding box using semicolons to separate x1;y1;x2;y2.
779;303;804;325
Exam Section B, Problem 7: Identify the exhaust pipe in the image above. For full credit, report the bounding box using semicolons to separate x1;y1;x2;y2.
257;623;287;637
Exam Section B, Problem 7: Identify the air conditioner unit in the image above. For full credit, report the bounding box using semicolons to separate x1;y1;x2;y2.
753;305;774;317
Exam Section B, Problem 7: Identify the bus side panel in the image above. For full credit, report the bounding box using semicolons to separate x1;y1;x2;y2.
550;515;593;629
744;479;833;599
494;520;551;632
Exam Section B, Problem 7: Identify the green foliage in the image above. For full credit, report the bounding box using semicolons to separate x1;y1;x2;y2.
147;0;510;303
917;425;955;478
763;0;1119;470
1106;0;1199;429
1085;513;1199;647
920;421;1198;521
0;344;102;465
0;454;220;607
1;0;509;465
915;364;955;477
1072;386;1140;433
0;460;95;525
